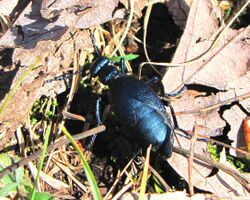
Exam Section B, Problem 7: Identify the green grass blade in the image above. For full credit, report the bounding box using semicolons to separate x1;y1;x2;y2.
30;122;51;200
61;125;102;200
109;54;139;63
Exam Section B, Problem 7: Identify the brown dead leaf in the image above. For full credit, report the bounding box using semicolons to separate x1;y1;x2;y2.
119;190;243;199
40;0;93;20
162;0;220;92
165;0;192;29
0;0;121;49
205;148;250;197
41;0;122;28
170;135;250;197
169;134;214;191
0;65;45;149
75;0;120;28
223;105;247;157
0;0;127;147
161;0;250;196
119;0;153;17
0;30;93;148
0;0;18;16
0;1;67;49
173;90;225;136
162;2;250;93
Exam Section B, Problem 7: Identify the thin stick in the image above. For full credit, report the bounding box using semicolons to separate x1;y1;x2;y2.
110;0;134;57
174;129;250;159
0;125;106;179
188;126;198;196
172;146;250;192
148;164;171;191
139;3;162;79
104;157;134;200
111;182;133;200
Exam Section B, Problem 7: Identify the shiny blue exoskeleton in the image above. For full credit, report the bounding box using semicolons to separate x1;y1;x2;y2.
90;57;174;158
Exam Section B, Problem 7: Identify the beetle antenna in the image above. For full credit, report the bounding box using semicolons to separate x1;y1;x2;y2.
88;28;101;57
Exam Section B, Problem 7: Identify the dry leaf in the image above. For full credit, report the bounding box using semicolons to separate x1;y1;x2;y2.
162;2;250;93
119;0;154;17
223;105;247;157
119;191;241;199
170;135;250;197
41;0;121;28
75;0;120;28
28;162;69;190
205;148;250;197
0;1;67;49
0;0;122;147
169;134;214;190
0;30;93;148
0;0;18;16
165;0;192;29
162;0;220;92
173;90;225;136
0;65;45;147
0;0;121;49
162;0;250;196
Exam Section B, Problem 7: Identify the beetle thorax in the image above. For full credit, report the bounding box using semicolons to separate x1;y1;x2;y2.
98;65;120;85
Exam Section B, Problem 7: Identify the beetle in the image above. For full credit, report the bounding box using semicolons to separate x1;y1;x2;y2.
89;56;175;158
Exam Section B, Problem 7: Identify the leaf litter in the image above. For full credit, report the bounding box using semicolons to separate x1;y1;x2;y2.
0;0;122;147
0;0;250;199
161;0;250;197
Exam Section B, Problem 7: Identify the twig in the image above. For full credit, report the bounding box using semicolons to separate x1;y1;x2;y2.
0;125;105;179
104;157;134;200
175;129;250;159
111;182;133;200
110;0;134;57
172;146;250;192
139;3;162;79
148;164;171;192
140;156;171;191
188;126;198;196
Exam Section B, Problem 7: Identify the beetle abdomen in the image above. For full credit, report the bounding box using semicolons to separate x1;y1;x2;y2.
134;107;172;146
109;76;174;157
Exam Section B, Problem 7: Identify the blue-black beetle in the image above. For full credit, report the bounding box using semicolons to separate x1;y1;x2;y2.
90;56;174;158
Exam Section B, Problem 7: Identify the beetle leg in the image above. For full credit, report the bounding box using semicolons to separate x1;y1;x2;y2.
167;101;207;141
161;85;187;102
119;58;126;75
85;97;102;149
144;76;159;86
167;103;178;128
95;97;102;125
160;85;187;128
162;99;191;138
